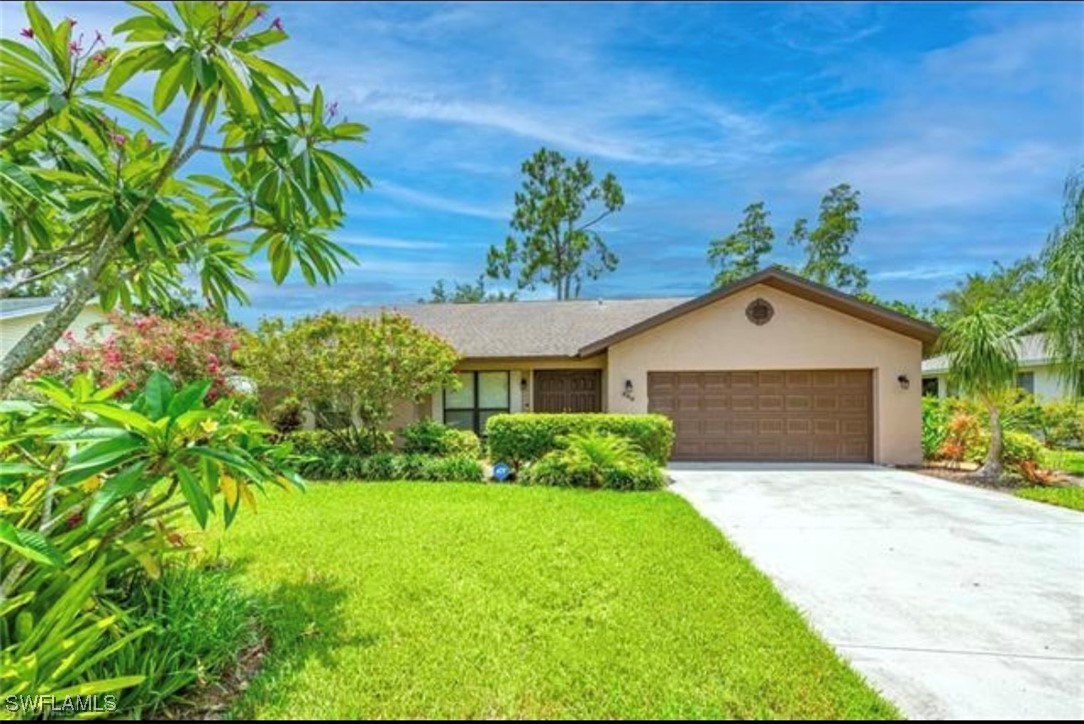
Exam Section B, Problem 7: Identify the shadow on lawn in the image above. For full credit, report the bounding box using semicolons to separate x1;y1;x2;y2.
216;557;381;716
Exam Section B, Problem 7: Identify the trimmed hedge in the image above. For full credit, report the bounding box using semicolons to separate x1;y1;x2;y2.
400;419;483;458
486;413;674;466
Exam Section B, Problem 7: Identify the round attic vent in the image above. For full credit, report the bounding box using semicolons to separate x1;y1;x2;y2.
745;298;774;326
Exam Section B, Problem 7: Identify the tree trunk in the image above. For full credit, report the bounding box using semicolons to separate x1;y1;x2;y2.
974;402;1004;481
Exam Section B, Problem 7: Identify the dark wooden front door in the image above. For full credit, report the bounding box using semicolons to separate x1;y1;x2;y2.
533;370;603;413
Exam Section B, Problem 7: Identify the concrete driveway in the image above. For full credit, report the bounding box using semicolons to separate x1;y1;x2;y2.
669;463;1084;720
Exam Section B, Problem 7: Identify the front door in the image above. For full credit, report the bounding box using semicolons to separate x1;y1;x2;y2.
533;370;603;413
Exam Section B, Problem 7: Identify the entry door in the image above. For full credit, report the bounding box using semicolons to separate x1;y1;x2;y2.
534;370;602;413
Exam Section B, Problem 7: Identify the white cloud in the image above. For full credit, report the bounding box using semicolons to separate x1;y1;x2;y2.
373;180;508;220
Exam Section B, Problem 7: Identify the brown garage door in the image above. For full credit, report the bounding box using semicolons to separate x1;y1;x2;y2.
648;370;872;462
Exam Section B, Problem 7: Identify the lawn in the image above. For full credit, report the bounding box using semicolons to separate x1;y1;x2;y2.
1039;448;1084;476
204;483;898;719
1016;485;1084;512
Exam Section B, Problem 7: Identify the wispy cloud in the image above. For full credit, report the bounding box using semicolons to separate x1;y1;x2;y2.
373;180;508;220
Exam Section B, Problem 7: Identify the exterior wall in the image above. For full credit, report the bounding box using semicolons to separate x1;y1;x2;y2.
606;284;924;466
0;305;108;359
924;365;1072;402
429;356;607;421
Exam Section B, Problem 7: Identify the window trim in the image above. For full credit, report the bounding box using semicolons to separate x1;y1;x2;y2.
443;371;511;434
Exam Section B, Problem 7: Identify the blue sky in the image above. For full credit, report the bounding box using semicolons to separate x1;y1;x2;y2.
5;2;1083;325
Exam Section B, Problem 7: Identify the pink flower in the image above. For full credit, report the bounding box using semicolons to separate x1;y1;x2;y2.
69;41;82;54
94;30;104;45
110;133;127;147
271;17;283;31
254;7;266;19
92;52;107;66
67;513;83;528
326;101;339;118
20;27;33;39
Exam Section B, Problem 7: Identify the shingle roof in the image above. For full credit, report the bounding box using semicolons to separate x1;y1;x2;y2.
922;333;1055;373
345;297;690;358
0;297;61;321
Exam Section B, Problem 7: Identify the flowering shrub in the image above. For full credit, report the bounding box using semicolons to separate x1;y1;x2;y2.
27;311;246;401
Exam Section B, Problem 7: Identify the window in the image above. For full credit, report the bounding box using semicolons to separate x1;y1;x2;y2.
1016;372;1035;395
444;371;510;434
921;377;940;398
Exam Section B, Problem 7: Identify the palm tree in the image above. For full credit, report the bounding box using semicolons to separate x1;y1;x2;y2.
937;310;1018;480
1043;169;1084;398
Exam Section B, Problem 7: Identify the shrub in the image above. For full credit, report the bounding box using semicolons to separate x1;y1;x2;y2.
922;397;950;460
401;419;482;458
1002;430;1043;467
1037;402;1084;449
520;432;667;491
935;411;984;464
293;451;484;482
269;396;305;436
26;311;246;402
101;566;258;718
486;413;674;466
288;428;392;458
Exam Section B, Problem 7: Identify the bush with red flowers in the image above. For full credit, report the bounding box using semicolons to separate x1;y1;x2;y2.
27;311;247;401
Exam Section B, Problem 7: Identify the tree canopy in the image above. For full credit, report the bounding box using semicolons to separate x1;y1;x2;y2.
788;183;867;293
0;1;368;387
486;147;624;300
424;275;516;303
707;201;774;287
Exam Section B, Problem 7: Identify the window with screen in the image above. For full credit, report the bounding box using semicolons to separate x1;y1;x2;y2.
443;371;510;434
1016;372;1035;395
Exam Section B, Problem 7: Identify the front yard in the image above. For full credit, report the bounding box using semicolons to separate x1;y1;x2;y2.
205;483;897;719
1039;448;1084;477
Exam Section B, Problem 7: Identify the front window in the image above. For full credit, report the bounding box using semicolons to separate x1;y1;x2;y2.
444;371;510;434
1016;372;1035;395
921;377;940;397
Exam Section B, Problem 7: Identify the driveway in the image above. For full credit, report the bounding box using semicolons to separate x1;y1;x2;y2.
669;463;1084;720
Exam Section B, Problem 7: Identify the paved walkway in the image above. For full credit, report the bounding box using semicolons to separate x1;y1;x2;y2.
669;463;1084;720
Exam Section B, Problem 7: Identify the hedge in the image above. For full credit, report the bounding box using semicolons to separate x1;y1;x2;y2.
485;413;674;466
400;419;483;458
293;452;484;482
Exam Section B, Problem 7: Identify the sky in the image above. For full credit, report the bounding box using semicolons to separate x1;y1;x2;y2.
3;1;1082;326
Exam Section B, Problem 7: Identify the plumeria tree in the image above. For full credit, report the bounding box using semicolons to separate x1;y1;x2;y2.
0;1;369;388
26;310;246;400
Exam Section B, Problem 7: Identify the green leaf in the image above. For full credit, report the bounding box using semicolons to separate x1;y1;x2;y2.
176;466;210;528
85;461;150;525
80;402;155;435
0;519;65;567
152;54;187;114
144;370;174;419
0;158;46;201
86;90;167;133
166;379;211;417
24;2;55;51
190;51;216;89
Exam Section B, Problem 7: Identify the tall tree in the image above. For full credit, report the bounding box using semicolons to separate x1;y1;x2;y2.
0;2;368;388
424;275;517;303
932;257;1048;330
937;310;1018;480
707;201;774;287
789;183;868;293
486;148;624;300
1042;169;1084;397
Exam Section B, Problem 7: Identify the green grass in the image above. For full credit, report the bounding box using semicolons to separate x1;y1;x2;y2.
206;483;898;720
1040;448;1084;476
1016;485;1084;512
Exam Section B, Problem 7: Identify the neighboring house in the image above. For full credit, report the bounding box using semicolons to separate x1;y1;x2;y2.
0;298;107;359
349;267;938;466
922;333;1072;402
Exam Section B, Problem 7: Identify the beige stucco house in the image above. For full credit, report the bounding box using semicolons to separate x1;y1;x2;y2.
922;333;1073;402
349;268;939;466
0;298;107;359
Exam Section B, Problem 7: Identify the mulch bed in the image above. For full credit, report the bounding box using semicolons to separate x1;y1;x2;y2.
905;461;1082;492
155;634;269;721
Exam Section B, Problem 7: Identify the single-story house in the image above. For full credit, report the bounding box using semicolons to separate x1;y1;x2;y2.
0;297;106;359
922;333;1072;401
349;268;940;466
348;267;939;466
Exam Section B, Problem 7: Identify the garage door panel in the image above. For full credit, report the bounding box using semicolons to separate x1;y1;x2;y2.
648;369;872;462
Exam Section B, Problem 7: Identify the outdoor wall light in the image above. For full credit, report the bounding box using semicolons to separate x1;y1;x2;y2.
520;376;528;391
623;379;634;400
897;374;910;390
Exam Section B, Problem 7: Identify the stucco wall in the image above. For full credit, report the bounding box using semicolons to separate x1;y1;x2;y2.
605;284;924;466
0;305;108;359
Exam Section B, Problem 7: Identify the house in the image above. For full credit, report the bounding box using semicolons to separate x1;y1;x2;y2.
349;267;939;466
922;333;1072;401
0;298;107;359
